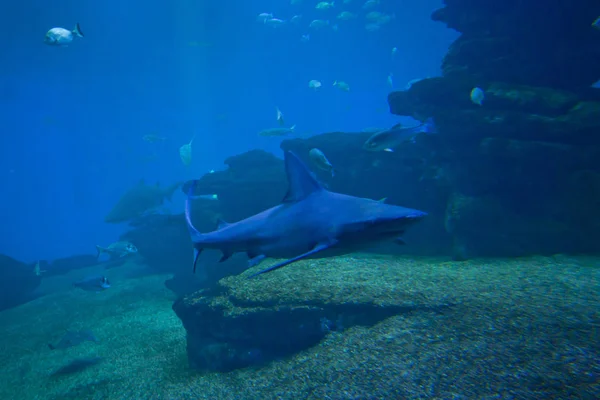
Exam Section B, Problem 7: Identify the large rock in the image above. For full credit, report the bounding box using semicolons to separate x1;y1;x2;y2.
0;254;42;311
431;0;600;89
172;256;454;372
443;192;588;260
388;78;600;145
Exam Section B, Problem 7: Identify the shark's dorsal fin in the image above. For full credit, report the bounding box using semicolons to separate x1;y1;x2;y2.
282;151;324;203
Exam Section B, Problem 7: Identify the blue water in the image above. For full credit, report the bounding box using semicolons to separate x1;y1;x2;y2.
0;0;456;261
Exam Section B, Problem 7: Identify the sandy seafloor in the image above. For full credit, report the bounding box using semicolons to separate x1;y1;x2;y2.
0;253;598;400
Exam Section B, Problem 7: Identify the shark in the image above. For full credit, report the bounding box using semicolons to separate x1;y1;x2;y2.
185;151;427;277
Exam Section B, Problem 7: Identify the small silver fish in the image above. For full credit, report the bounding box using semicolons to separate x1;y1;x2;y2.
309;80;322;90
309;148;335;177
257;13;273;23
265;18;286;27
189;193;219;201
143;133;166;143
363;0;380;9
73;275;111;292
309;20;329;30
33;260;47;276
333;80;350;92
592;16;600;29
96;241;138;259
387;73;394;88
337;12;356;20
363;118;437;152
258;125;296;137
365;23;381;32
44;24;84;46
316;1;335;10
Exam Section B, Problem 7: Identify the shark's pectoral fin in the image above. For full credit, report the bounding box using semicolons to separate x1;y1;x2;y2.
219;250;232;263
192;246;203;273
248;241;337;278
247;254;266;268
394;237;406;245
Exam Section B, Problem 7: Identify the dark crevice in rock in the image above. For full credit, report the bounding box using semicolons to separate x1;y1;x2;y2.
173;292;455;372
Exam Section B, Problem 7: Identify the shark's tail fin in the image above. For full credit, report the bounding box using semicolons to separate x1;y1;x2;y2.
185;180;206;273
95;245;104;259
72;23;84;38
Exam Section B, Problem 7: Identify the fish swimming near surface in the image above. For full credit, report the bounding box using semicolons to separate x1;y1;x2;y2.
363;118;437;152
44;24;84;46
96;241;138;259
104;180;182;223
73;275;110;292
48;330;98;350
185;151;426;277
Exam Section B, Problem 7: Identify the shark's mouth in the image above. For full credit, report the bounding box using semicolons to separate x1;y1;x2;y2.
381;213;427;231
